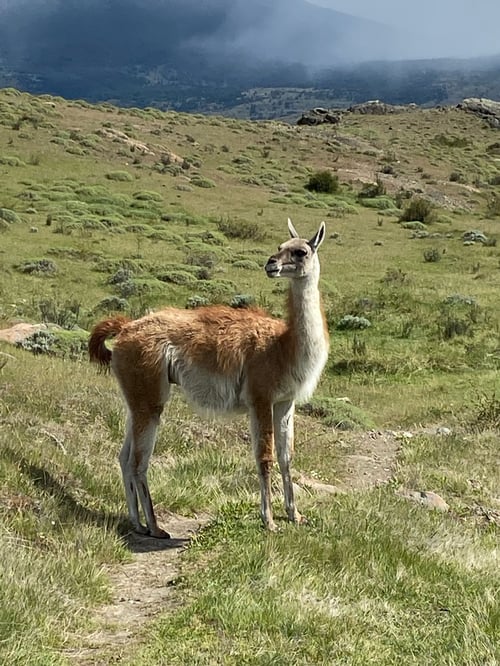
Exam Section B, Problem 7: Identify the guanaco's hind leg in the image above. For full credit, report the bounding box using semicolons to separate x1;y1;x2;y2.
119;409;169;538
115;358;171;538
273;400;305;524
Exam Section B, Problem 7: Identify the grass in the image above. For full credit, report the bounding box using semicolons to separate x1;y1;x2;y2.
134;492;498;665
0;88;499;664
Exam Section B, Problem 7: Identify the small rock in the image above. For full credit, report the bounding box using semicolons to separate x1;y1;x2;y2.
398;489;449;512
0;323;51;345
435;427;452;436
374;240;384;246
462;230;488;244
296;475;342;495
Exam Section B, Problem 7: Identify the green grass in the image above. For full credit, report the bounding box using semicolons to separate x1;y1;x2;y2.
0;88;499;664
133;492;498;665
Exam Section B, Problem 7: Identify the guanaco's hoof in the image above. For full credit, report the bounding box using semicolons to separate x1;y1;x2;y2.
148;527;171;539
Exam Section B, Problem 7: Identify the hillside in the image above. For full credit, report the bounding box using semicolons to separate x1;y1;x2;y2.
0;89;499;664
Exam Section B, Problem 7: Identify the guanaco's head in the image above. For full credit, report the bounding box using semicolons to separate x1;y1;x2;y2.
265;218;326;280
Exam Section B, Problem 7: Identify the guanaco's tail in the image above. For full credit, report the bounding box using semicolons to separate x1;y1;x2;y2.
88;316;130;368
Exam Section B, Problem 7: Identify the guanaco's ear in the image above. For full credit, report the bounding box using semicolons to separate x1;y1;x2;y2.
308;221;326;252
288;217;300;239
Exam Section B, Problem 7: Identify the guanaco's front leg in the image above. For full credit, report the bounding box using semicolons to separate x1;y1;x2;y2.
249;401;277;531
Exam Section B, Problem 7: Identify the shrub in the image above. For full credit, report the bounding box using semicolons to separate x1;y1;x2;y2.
359;196;396;211
157;270;198;287
305;170;339;194
433;134;469;148
190;176;216;188
185;248;219;270
0;155;25;167
133;190;163;202
0;208;21;224
438;316;472;340
198;279;237;298
17;330;55;355
299;396;375;430
381;268;409;285
423;248;441;263
336;315;372;330
436;295;480;340
16;328;88;358
401;221;427;231
186;295;209;309
105;170;134;182
232;259;260;270
108;268;134;285
230;294;255;308
216;216;266;241
96;296;129;312
486;142;500;155
16;259;57;275
399;197;436;224
125;223;154;234
468;392;500;430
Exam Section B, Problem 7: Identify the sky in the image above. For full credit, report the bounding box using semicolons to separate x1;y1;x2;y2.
310;0;500;59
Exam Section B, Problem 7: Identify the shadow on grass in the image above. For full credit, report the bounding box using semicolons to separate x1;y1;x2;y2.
4;447;189;553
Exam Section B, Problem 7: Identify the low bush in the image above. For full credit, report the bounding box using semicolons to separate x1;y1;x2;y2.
305;170;339;194
16;259;57;275
133;190;163;202
158;270;198;287
230;294;255;308
423;248;441;263
186;295;210;309
105;170;134;182
399;197;436;224
336;315;372;330
190;176;216;188
232;259;260;270
95;296;129;312
216;216;266;241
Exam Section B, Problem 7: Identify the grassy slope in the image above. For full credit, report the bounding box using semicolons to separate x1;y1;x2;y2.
0;88;499;664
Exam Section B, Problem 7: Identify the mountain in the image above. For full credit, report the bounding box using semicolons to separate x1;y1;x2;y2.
0;0;396;102
0;0;499;117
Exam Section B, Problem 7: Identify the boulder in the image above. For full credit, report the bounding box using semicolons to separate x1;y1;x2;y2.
297;107;342;126
457;98;500;128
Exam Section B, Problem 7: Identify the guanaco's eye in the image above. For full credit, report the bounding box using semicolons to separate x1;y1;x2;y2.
293;248;307;258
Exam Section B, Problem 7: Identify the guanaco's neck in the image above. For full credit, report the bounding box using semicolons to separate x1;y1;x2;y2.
286;266;329;359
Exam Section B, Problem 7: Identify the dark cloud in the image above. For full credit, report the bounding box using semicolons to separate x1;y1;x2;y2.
0;0;403;71
311;0;500;59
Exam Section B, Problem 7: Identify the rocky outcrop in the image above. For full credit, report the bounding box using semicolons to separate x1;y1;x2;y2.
297;100;417;125
297;107;342;126
347;100;417;114
457;98;500;128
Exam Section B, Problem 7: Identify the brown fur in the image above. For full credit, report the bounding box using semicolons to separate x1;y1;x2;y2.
88;316;130;367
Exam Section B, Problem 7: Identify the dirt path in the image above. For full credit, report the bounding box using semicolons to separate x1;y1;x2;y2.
63;513;210;665
64;430;401;665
